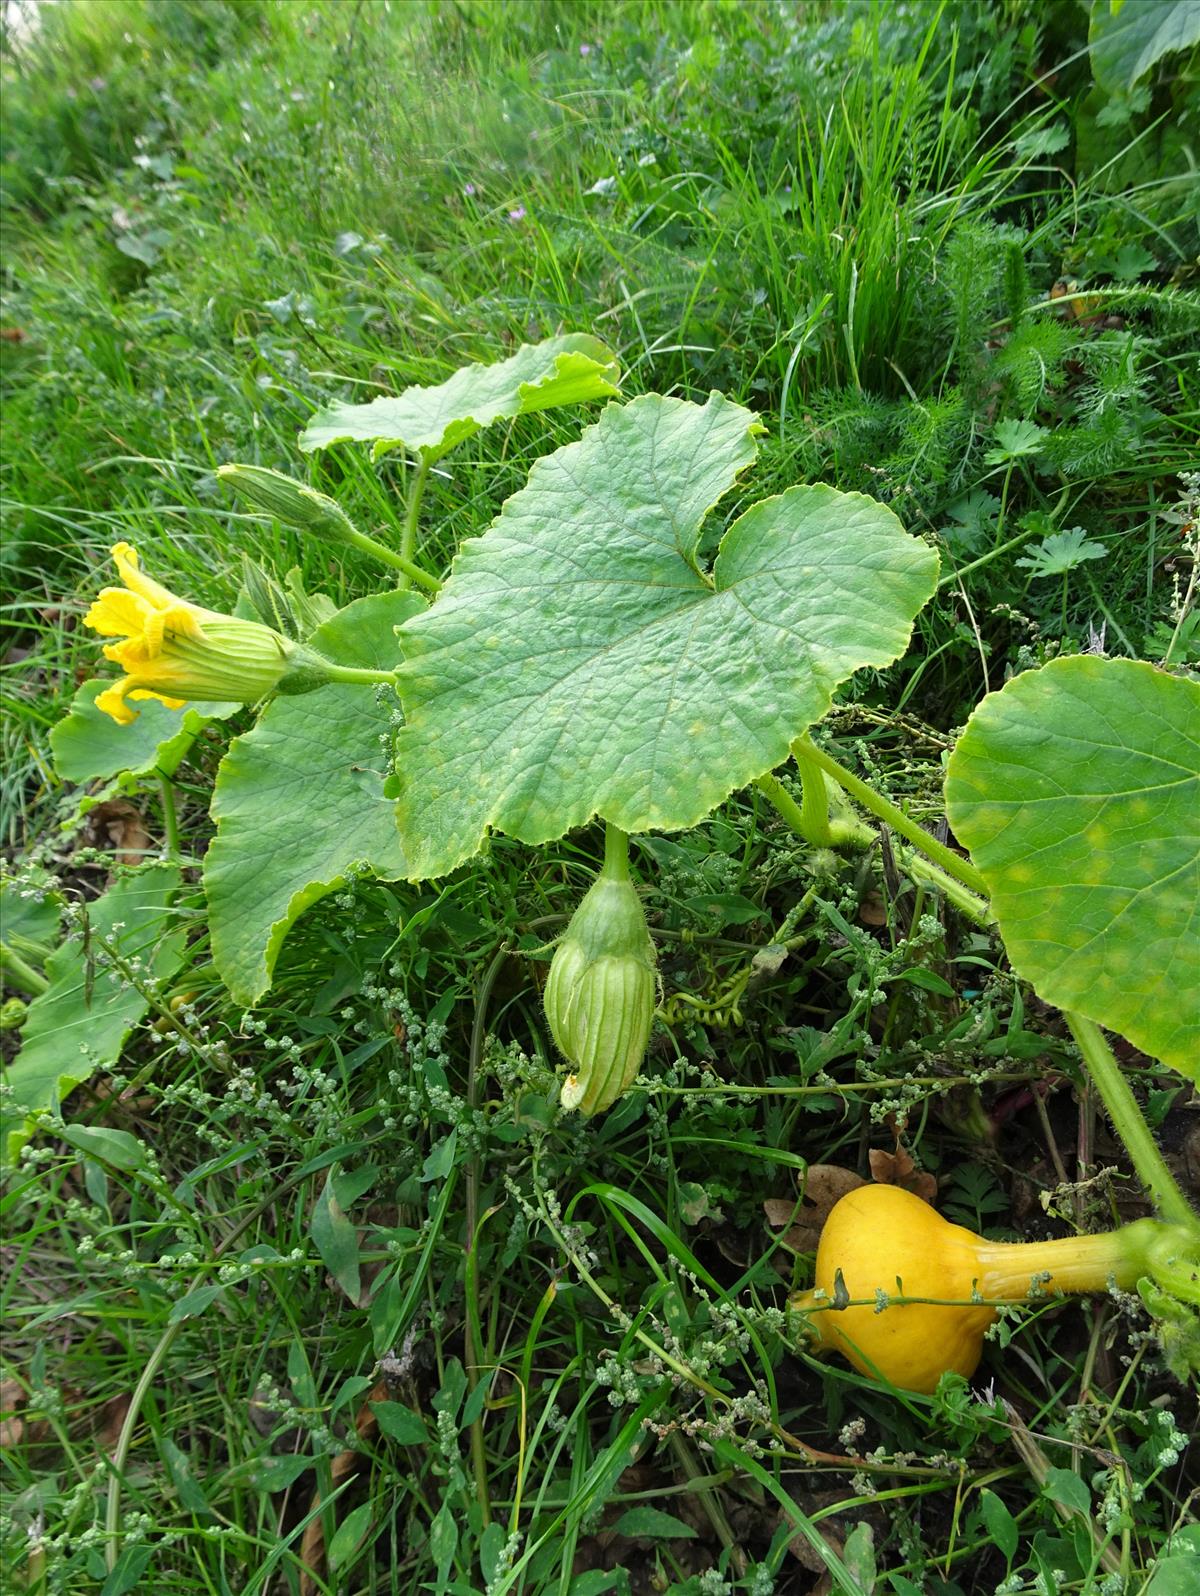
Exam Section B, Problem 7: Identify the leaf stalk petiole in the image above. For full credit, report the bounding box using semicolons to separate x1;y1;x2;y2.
1064;1012;1199;1234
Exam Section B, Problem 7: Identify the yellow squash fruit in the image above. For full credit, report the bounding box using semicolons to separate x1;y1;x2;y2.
793;1182;1167;1394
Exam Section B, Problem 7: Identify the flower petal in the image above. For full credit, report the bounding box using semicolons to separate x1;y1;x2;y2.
110;541;184;611
128;689;187;710
94;679;138;725
84;587;151;638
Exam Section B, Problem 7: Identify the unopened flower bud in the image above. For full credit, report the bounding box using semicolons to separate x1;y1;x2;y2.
217;464;362;547
545;835;657;1116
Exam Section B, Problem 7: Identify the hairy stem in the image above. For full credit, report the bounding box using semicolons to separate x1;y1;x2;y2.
158;773;181;861
901;850;992;926
798;739;988;895
602;820;631;881
1065;1013;1198;1232
0;941;49;997
320;664;400;688
343;521;442;591
398;456;432;588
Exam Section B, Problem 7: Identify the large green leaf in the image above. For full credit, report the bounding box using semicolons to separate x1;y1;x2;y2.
2;864;184;1166
299;333;621;462
1089;0;1200;91
945;656;1200;1076
205;591;423;1006
392;392;939;880
51;680;238;785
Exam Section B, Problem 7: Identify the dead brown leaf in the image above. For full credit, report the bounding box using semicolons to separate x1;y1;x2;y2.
868;1117;938;1203
764;1164;865;1253
0;1379;25;1449
298;1379;384;1596
868;1145;936;1202
85;800;153;865
857;889;888;927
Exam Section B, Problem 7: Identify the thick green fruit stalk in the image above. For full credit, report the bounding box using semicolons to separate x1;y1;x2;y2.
545;826;657;1115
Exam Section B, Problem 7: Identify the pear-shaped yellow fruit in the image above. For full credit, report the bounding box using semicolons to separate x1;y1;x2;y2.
793;1183;1163;1394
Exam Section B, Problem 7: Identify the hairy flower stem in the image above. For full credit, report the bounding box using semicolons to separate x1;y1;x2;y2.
1065;1012;1199;1233
796;737;988;895
0;940;49;997
320;664;400;688
398;456;432;589
343;523;442;592
603;819;630;880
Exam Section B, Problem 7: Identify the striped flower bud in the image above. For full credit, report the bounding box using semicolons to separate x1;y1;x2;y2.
545;830;657;1116
216;464;362;547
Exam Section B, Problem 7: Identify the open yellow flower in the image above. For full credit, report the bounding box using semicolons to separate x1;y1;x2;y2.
84;542;329;724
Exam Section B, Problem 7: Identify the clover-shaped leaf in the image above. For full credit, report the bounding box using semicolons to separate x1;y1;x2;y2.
299;333;620;462
392;392;939;879
946;656;1200;1077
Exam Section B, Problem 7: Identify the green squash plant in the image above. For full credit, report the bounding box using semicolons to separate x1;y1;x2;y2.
11;333;1199;1386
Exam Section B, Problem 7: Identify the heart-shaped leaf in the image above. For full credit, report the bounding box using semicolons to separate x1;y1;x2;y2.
392;392;938;879
1088;0;1200;92
945;656;1200;1077
51;681;238;785
205;591;423;1005
299;333;620;462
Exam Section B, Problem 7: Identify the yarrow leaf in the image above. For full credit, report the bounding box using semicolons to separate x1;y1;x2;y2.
392;392;939;879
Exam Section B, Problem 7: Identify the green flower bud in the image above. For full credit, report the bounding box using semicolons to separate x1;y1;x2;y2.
217;464;362;547
545;836;657;1116
0;996;28;1031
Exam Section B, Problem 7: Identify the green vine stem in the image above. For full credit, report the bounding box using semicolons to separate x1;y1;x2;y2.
756;770;825;846
901;850;992;927
342;522;441;592
0;941;49;997
398;456;432;588
603;819;631;880
791;748;835;845
1065;1012;1199;1234
158;773;181;861
320;663;401;689
795;735;988;895
756;767;872;852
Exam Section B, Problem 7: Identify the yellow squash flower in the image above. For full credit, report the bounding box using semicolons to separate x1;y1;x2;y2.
84;543;332;724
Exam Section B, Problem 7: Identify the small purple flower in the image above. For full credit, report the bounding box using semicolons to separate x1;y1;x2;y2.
580;43;592;56
508;206;526;222
463;183;477;197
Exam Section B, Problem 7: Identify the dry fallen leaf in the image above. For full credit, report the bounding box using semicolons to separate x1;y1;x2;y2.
85;799;153;866
869;1120;937;1203
765;1164;865;1253
0;1379;25;1449
298;1378;384;1596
